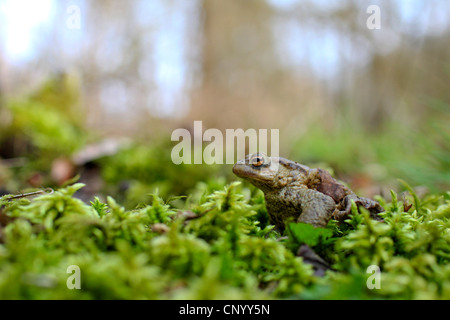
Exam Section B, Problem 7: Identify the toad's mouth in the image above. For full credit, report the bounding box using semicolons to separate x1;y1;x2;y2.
232;162;274;182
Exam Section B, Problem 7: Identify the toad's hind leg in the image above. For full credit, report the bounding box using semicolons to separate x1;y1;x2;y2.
291;188;336;228
333;194;384;222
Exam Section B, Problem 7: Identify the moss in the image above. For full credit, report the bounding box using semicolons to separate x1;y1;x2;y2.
0;182;449;300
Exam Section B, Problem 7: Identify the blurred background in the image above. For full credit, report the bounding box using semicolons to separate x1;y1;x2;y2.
0;0;449;207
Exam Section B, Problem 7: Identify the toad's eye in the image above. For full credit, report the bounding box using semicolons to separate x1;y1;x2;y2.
250;155;265;167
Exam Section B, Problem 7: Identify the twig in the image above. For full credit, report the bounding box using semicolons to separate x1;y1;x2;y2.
4;188;54;201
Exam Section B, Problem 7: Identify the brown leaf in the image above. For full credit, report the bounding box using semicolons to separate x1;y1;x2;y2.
176;210;199;220
297;244;331;277
403;202;413;212
150;223;170;234
51;157;75;186
0;208;12;227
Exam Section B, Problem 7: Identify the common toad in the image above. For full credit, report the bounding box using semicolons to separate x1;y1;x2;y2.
233;153;384;230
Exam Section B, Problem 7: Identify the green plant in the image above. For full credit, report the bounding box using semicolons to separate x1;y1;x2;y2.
0;182;449;300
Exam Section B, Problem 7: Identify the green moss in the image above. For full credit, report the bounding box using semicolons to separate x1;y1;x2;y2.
0;182;449;300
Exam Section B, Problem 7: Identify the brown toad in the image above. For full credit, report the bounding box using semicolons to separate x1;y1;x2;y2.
233;153;384;231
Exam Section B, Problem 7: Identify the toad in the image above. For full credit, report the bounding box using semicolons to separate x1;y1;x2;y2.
233;153;384;231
